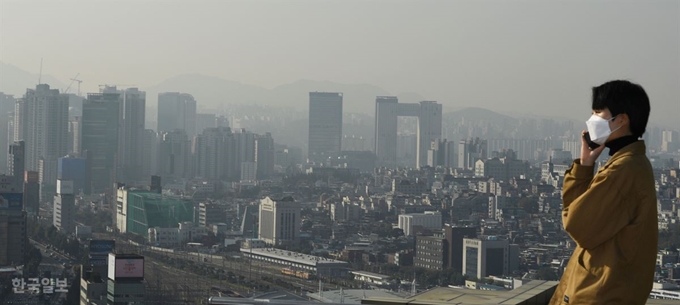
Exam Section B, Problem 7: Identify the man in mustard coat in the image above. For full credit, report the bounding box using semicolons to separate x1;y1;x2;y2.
550;80;657;304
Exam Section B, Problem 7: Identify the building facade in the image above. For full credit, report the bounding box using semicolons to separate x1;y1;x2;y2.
53;180;75;234
58;155;87;195
22;171;40;216
0;185;26;266
198;201;227;227
116;188;194;238
157;92;197;137
415;235;447;270
258;196;301;245
119;88;147;184
374;98;442;168
158;129;191;181
7;140;24;189
463;237;509;279
107;253;145;304
81;92;120;194
398;211;442;236
444;225;477;273
308;92;343;163
17;84;69;200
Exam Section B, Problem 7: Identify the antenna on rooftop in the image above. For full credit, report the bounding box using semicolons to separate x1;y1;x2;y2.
38;58;43;84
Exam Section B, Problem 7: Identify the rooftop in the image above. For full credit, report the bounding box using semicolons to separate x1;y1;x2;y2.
241;248;348;267
351;270;391;280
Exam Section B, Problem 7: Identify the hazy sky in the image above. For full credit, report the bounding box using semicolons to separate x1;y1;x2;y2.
1;0;678;128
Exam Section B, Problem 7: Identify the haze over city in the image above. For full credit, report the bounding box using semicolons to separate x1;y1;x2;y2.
1;1;680;305
1;0;678;128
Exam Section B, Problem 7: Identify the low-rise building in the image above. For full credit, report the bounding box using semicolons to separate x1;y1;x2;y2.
241;247;349;277
148;222;207;247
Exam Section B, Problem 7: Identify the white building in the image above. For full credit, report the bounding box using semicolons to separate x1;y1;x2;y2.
53;180;75;234
148;222;207;247
115;186;129;233
398;211;442;236
258;196;301;245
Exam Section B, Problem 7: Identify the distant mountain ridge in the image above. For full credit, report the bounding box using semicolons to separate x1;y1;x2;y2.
0;62;68;96
0;64;576;125
144;75;401;114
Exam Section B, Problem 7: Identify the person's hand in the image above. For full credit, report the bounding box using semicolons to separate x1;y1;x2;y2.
580;130;605;166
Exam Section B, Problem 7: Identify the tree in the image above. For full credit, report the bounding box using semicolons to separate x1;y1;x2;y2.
390;228;405;238
536;267;558;280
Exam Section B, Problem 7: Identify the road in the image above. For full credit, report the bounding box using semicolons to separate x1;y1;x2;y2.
8;239;76;305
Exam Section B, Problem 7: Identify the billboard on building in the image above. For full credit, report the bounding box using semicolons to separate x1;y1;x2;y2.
0;193;23;210
89;240;115;255
108;254;144;280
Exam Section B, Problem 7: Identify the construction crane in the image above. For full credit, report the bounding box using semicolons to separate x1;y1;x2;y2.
70;75;83;97
64;73;81;95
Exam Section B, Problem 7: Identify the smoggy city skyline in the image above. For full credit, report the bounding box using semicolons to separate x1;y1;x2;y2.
1;0;678;128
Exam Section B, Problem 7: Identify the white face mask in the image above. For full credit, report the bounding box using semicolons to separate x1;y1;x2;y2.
586;114;621;145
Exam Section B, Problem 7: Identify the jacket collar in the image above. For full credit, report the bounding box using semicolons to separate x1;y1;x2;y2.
603;140;646;168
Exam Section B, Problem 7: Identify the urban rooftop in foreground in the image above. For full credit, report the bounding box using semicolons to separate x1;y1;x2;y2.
207;280;680;305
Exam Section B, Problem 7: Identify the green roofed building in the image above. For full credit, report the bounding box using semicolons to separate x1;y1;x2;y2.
117;188;194;238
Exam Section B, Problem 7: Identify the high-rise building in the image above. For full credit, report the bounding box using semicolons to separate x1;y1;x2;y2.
195;113;216;136
308;92;343;163
16;84;69;198
81;92;120;194
231;129;256;177
458;138;488;170
258;196;301;245
427;139;456;168
53;179;75;234
255;132;275;179
463;237;510;279
141;129;159;180
158;129;191;181
12;97;26;144
157;92;197;137
120;88;147;184
107;253;145;304
68;116;81;155
0;180;26;266
444;225;477;273
0;93;15;173
22;171;40;216
240;161;257;182
374;98;442;168
7;141;25;189
57;155;87;195
194;127;232;180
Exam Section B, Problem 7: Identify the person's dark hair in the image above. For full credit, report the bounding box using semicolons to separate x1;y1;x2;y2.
592;80;650;138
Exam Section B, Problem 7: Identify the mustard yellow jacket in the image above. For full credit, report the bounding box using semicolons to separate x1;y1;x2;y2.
550;141;658;305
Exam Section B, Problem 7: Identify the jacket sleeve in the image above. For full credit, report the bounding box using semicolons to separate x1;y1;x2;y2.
561;160;630;249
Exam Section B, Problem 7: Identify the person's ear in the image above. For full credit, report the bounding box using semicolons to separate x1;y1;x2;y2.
619;113;630;126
